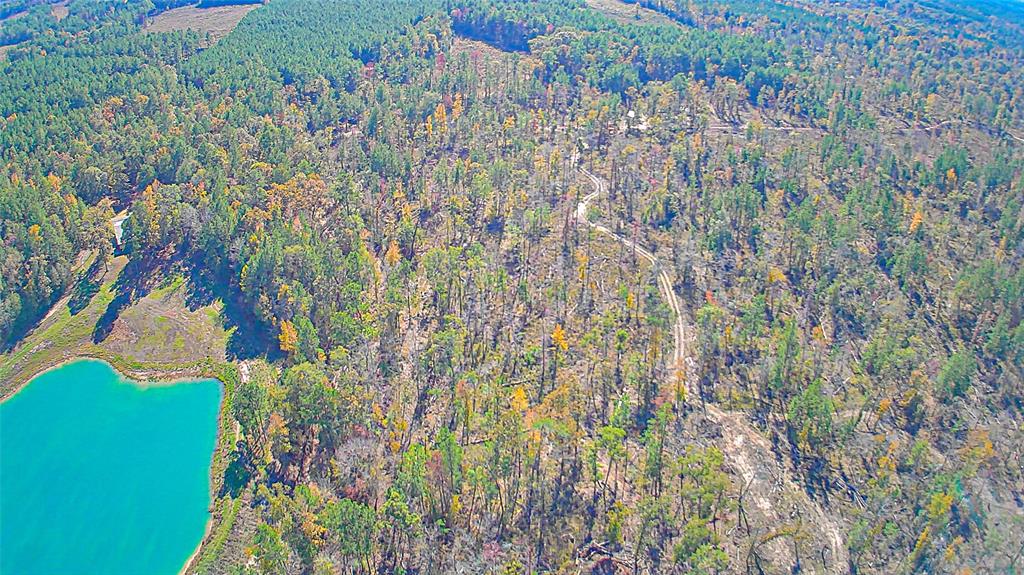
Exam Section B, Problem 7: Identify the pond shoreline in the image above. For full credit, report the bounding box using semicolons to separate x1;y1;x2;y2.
178;516;215;575
1;352;218;403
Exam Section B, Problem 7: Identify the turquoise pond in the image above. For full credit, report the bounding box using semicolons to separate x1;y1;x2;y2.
1;359;222;575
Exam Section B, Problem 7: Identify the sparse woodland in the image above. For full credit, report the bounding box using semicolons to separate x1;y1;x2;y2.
1;1;1022;574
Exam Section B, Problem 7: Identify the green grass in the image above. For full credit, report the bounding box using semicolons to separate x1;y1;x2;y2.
187;361;247;575
193;496;241;575
204;307;221;324
0;276;117;394
0;257;228;397
150;275;185;299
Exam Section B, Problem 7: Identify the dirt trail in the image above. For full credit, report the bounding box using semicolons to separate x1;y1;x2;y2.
577;163;849;574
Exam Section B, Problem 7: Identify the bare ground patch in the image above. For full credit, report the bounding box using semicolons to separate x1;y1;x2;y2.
51;2;69;21
102;274;228;366
452;37;516;59
144;4;259;43
451;37;542;69
586;0;679;26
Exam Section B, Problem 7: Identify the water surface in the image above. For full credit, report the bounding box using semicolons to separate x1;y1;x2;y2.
1;359;221;575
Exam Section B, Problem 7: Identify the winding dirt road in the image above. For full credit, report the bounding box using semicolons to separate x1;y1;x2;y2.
576;163;849;574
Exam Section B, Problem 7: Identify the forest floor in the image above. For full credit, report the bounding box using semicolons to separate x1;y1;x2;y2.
0;254;230;399
143;4;259;43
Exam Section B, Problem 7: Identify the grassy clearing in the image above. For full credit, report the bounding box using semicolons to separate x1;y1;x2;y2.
451;37;544;71
184;359;258;575
585;0;678;26
0;255;230;398
144;4;260;43
51;2;69;21
192;496;240;575
0;255;117;395
104;273;232;366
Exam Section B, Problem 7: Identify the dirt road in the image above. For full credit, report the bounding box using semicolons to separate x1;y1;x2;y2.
576;162;849;574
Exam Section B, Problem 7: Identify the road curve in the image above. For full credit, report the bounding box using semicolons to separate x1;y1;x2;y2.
576;162;849;574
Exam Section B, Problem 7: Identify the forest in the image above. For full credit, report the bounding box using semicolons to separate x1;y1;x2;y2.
1;0;1021;574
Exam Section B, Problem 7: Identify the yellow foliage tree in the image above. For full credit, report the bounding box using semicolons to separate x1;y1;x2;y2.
926;491;953;525
909;209;923;234
552;324;569;352
384;240;401;266
452;93;463;120
575;251;589;281
510;386;529;412
912;525;931;561
925;93;939;117
434;102;447;134
46;173;61;192
278;320;298;353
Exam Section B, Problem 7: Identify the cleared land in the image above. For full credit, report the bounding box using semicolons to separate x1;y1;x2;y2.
586;0;678;26
450;37;544;71
51;2;68;21
0;8;28;22
144;4;259;43
0;255;230;398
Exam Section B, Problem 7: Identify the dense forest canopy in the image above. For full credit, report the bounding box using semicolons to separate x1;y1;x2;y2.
1;0;1021;574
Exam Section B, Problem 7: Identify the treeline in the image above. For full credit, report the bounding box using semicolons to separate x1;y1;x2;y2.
452;0;795;104
0;174;113;342
0;0;205;343
182;0;444;106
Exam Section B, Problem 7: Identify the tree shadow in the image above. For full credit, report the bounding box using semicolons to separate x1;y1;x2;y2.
92;257;160;344
89;248;279;357
220;447;253;499
2;314;38;353
68;277;101;315
2;258;105;351
184;260;278;361
69;257;109;316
